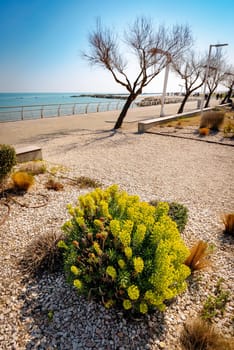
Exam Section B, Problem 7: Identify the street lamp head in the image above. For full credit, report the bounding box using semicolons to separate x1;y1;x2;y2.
211;43;228;48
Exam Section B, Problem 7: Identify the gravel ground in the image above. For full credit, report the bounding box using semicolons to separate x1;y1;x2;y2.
0;126;233;349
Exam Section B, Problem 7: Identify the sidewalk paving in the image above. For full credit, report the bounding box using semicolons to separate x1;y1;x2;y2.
0;99;218;146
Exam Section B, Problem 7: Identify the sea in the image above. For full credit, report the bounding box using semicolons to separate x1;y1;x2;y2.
0;92;141;122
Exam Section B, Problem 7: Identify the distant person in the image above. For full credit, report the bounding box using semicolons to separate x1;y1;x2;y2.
216;93;220;100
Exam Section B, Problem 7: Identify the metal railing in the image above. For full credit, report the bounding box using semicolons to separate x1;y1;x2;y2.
0;100;137;122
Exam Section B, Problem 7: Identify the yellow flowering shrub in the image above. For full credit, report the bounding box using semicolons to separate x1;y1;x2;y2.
61;185;190;315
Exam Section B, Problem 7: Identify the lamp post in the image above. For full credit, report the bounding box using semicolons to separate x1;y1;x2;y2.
149;48;172;117
179;84;183;95
200;43;228;112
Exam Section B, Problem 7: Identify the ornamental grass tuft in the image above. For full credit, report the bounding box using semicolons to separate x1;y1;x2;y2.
11;171;34;191
19;231;64;276
180;318;234;350
184;240;211;271
60;185;191;315
200;110;225;131
222;213;234;236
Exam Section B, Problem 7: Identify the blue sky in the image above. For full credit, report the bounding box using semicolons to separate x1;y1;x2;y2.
0;0;233;93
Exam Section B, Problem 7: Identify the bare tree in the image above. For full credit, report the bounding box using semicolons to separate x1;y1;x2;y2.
172;51;205;114
84;18;192;129
204;49;227;107
221;65;234;104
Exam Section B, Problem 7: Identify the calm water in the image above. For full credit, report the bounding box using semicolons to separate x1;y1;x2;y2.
0;92;126;107
0;92;130;122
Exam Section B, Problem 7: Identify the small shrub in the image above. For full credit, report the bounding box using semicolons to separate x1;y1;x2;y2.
200;111;225;131
222;213;234;236
199;127;210;136
180;318;234;350
223;121;234;137
11;171;34;191
60;185;191;315
184;240;211;271
201;279;230;322
18;161;46;175
149;200;188;232
75;176;102;188
19;231;64;276
0;144;16;183
45;178;64;191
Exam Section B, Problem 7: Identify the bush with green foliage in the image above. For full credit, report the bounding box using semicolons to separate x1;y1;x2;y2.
201;279;230;322
149;200;188;232
60;185;191;315
0;144;16;183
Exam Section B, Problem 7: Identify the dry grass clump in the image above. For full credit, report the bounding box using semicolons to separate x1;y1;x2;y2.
45;177;64;191
199;127;210;136
75;176;102;188
11;171;34;191
223;121;234;138
200;111;225;131
180;318;234;350
222;213;234;236
184;240;211;271
18;161;46;175
19;231;64;276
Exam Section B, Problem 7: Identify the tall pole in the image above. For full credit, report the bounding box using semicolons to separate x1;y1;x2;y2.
200;44;212;113
200;43;228;113
160;63;170;117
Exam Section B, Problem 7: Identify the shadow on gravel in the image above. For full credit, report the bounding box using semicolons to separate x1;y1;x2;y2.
18;272;166;350
146;129;234;147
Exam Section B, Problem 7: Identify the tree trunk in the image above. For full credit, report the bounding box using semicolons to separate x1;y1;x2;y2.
177;93;191;114
204;92;212;108
221;87;233;104
114;93;137;129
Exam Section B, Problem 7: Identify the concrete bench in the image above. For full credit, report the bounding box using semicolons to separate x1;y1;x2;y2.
15;145;42;163
138;107;212;133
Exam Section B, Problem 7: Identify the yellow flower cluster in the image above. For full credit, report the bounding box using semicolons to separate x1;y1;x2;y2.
73;279;82;290
118;198;127;216
94;219;104;230
124;247;132;259
57;240;68;250
118;259;125;269
133;224;146;247
93;241;103;256
110;219;120;238
100;200;110;218
133;257;144;274
119;230;131;247
79;194;96;216
123;299;132;310
106;266;117;280
70;265;80;275
76;217;85;227
119;220;133;247
104;299;114;309
144;290;161;306
127;285;140;300
139;301;148;314
67;204;75;216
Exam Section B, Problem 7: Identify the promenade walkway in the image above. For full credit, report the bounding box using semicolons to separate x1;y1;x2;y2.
0;99;218;145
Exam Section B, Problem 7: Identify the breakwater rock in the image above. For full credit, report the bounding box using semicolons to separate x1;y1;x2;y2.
71;94;128;100
137;96;184;107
